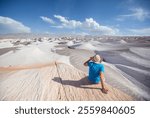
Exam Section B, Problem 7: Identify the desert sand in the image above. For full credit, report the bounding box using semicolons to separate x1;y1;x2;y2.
0;62;133;101
0;35;150;101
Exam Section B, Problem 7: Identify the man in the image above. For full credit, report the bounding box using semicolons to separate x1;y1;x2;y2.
84;54;108;94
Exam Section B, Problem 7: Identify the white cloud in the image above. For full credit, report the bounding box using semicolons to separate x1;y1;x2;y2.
117;8;150;21
53;15;118;35
82;18;118;35
83;18;100;30
54;15;68;23
97;26;119;35
54;15;82;28
40;16;55;24
129;28;150;35
0;16;31;34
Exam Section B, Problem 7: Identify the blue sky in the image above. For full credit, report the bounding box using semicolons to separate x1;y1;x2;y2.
0;0;150;35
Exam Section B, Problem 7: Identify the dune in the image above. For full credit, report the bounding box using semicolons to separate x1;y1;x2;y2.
0;45;71;67
67;41;74;46
0;41;13;49
75;42;98;50
0;36;149;101
71;41;129;51
0;62;133;101
121;52;150;68
129;47;150;60
0;47;18;56
56;46;150;100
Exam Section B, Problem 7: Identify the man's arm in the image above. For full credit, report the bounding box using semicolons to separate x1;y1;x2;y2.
83;57;93;66
100;72;108;94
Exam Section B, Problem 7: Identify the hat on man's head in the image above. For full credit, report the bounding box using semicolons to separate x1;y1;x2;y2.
93;54;101;62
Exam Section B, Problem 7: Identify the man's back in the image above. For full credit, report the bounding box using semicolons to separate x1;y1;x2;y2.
88;61;104;84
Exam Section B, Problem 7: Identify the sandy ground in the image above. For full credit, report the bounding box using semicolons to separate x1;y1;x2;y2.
0;62;133;101
56;47;149;100
0;36;149;101
0;47;18;56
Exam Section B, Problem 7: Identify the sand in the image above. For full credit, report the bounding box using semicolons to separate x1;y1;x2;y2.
56;47;150;100
0;62;133;101
0;36;149;101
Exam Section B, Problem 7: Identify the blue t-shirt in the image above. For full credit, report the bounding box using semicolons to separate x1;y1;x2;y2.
88;61;104;84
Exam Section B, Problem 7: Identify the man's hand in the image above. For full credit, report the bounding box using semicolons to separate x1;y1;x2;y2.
101;88;108;94
90;56;94;60
83;56;94;66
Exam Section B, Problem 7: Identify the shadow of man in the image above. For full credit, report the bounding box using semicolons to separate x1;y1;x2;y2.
52;76;101;90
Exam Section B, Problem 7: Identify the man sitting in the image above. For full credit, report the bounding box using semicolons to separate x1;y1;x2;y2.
84;54;108;94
